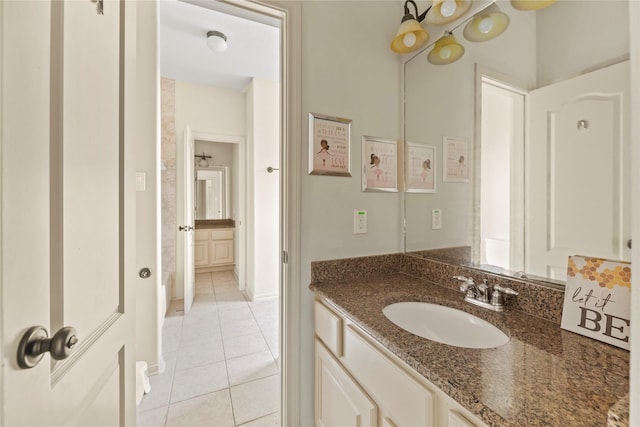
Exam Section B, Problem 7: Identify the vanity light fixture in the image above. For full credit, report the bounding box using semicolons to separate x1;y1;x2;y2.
206;30;228;53
390;0;430;54
427;31;465;65
425;0;471;25
510;0;557;11
195;152;212;168
463;3;509;42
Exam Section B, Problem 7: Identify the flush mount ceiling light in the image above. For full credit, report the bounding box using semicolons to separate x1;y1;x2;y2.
427;32;465;65
463;3;510;42
510;0;557;11
206;30;228;53
390;0;430;54
425;0;471;25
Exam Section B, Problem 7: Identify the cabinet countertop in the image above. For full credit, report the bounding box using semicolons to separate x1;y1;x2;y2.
310;273;629;427
195;219;235;229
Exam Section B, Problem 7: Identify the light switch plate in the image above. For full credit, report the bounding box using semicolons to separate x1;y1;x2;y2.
136;172;146;192
432;209;442;230
354;210;367;234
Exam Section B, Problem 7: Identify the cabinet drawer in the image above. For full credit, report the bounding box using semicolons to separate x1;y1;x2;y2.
211;229;233;240
314;301;343;357
194;230;209;241
342;325;436;427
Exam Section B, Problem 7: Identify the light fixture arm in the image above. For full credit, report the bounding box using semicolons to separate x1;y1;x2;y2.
403;0;430;23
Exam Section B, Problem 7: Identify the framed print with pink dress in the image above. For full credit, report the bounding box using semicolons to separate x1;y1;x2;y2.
308;112;352;177
406;142;436;193
361;136;398;192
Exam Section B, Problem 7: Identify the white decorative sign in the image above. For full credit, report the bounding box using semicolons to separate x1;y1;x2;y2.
561;255;631;350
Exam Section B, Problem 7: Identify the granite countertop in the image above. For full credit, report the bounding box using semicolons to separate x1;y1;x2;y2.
310;273;629;427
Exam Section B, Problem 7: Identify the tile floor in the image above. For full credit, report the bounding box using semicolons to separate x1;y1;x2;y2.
137;271;280;427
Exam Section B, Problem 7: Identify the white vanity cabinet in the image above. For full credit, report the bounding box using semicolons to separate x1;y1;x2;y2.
315;341;378;427
314;300;488;427
194;228;234;272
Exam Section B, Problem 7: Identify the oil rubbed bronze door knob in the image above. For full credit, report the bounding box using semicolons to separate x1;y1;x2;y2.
17;326;79;369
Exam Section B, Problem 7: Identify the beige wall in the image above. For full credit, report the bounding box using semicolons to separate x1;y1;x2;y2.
136;0;163;375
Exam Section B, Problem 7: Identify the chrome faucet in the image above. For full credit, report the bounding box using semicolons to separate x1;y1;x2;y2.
453;275;477;297
453;276;518;312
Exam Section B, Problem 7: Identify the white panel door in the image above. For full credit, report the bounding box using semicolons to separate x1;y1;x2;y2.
1;0;136;425
528;61;631;280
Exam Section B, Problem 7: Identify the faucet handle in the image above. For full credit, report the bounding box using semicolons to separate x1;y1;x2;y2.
454;276;475;295
494;284;518;296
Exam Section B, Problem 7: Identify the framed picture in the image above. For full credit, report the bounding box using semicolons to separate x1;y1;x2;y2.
308;112;352;176
443;136;470;183
361;136;398;192
405;142;436;193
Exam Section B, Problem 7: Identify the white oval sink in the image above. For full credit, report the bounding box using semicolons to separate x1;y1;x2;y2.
382;302;509;349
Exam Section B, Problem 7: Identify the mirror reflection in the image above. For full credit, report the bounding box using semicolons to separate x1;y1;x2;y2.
403;0;630;285
195;166;230;220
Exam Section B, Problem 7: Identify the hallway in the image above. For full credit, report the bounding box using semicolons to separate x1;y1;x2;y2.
137;271;280;426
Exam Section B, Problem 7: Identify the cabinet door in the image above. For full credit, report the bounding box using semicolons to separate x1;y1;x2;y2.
342;325;436;426
315;340;377;427
194;241;209;267
210;240;234;265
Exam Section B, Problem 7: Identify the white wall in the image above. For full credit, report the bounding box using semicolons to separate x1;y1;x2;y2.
246;78;280;300
135;0;163;376
536;0;629;87
174;81;245;299
298;1;404;423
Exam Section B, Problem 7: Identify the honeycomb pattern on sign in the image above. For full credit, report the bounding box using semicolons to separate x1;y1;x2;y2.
567;256;631;289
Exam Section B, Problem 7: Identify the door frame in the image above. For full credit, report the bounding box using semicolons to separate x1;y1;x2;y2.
473;64;528;271
180;131;246;292
243;2;302;424
167;1;302;424
631;1;640;424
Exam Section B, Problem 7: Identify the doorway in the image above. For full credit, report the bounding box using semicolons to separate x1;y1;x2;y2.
475;70;526;273
147;0;293;425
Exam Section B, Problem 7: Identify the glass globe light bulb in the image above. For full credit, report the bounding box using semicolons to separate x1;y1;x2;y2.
478;16;494;34
403;32;417;48
440;0;457;17
439;46;452;59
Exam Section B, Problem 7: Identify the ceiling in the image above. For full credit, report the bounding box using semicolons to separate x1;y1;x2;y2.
159;0;280;92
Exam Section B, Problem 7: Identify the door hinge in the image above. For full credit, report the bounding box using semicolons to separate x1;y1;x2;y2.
282;250;289;264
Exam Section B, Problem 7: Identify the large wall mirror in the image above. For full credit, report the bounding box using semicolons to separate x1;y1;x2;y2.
404;0;630;286
195;166;231;220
